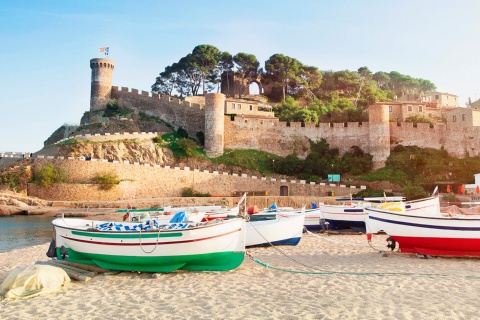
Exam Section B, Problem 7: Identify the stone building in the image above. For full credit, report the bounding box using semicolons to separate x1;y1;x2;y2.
422;91;459;108
384;101;427;122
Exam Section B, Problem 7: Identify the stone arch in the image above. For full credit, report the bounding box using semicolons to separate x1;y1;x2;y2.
249;80;262;95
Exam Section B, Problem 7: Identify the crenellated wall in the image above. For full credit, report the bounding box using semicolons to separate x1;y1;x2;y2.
390;122;480;157
110;86;206;138
28;158;366;201
224;116;370;157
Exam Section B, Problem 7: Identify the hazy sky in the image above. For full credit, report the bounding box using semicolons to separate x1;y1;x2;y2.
1;0;480;152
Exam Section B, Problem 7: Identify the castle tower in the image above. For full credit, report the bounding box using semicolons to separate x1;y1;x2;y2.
368;104;391;170
204;93;226;157
90;58;115;111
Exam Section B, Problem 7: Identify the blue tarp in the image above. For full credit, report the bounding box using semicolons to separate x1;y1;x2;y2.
268;202;277;212
311;202;317;209
170;211;188;223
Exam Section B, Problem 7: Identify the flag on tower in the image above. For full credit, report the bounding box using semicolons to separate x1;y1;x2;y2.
99;47;109;55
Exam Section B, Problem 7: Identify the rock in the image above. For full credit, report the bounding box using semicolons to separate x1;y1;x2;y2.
0;205;27;216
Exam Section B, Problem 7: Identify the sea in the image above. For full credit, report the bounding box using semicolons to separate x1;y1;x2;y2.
0;215;55;253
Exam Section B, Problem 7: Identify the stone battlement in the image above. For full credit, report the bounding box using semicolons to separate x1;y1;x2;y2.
27;157;367;201
54;131;159;144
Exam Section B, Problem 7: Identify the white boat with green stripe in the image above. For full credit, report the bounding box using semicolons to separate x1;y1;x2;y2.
51;217;246;273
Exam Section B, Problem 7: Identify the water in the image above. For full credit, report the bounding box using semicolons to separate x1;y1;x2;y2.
0;215;55;253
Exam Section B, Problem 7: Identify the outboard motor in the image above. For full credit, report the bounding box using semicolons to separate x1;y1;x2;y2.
386;237;396;251
46;238;57;258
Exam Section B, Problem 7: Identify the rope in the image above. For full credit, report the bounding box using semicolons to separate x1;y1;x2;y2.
245;251;480;280
138;227;162;254
304;227;393;253
303;227;371;248
246;227;480;279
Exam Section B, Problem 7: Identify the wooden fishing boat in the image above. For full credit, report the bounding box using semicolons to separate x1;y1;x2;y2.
246;210;306;247
364;196;480;257
256;202;323;231
50;216;246;273
318;196;434;232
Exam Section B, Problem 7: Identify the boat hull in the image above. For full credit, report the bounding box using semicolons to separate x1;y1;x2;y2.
365;202;480;257
52;218;246;272
246;212;305;247
320;205;366;231
321;196;440;232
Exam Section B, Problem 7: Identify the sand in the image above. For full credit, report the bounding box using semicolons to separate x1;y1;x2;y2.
1;232;479;320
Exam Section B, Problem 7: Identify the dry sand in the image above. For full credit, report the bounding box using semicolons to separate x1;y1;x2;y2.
1;232;479;320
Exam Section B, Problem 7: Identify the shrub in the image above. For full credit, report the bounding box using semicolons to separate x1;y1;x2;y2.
181;187;210;197
442;192;460;203
402;185;428;200
196;131;205;146
94;171;120;190
353;189;394;198
152;135;164;144
33;164;67;189
178;138;198;158
177;127;189;139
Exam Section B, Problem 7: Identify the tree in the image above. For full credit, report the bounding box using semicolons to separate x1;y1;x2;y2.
190;44;223;94
273;96;299;121
289;65;322;99
292;109;318;123
218;51;234;93
265;54;301;101
233;52;261;98
152;44;223;96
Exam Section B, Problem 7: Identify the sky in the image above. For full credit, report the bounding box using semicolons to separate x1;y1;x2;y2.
1;0;480;153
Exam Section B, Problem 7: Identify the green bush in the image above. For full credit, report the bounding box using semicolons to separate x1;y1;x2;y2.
33;164;67;189
196;131;205;146
94;171;120;190
178;138;198;158
181;187;210;197
353;189;394;198
177;127;189;139
442;192;460;203
152;135;164;144
402;185;428;200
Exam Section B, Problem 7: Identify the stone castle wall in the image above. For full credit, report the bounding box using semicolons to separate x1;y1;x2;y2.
28;158;364;201
224;116;370;157
106;87;480;161
110;86;205;138
390;122;480;157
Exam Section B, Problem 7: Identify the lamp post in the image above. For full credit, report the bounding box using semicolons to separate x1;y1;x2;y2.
272;159;275;177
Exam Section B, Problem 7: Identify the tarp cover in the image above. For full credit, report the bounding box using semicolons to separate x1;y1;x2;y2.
0;265;70;301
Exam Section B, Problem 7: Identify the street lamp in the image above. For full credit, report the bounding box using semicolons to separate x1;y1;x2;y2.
272;159;275;177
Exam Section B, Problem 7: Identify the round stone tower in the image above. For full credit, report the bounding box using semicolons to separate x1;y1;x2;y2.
368;104;391;170
90;58;115;111
204;93;226;157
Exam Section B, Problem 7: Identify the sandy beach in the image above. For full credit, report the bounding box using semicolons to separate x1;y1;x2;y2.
1;231;479;320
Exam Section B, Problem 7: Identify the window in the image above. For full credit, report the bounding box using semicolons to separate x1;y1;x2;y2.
418;105;423;112
462;114;466;121
237;104;241;109
389;106;392;112
231;103;235;109
249;105;253;110
453;115;457;122
407;105;412;112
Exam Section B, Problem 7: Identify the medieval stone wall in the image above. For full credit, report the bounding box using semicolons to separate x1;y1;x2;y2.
224;116;370;157
28;158;364;201
110;86;205;138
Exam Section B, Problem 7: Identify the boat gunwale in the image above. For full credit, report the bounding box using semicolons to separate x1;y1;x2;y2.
52;217;245;234
365;207;480;221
